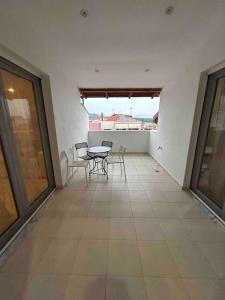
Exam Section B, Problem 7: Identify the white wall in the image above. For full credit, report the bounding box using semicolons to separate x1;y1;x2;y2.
148;26;225;186
89;130;149;153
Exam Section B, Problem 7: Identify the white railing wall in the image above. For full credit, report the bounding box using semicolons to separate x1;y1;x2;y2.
88;130;150;153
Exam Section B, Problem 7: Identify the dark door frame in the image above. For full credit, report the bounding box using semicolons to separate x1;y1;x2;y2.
191;67;225;221
0;56;55;251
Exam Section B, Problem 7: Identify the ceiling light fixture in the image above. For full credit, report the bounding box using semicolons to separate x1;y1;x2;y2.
165;6;174;15
95;69;100;73
145;68;150;72
80;9;88;18
8;88;15;93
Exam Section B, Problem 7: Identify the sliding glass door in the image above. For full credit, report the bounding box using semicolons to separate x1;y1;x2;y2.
191;67;225;220
0;57;55;249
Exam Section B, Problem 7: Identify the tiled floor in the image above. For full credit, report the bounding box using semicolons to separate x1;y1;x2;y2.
1;154;225;300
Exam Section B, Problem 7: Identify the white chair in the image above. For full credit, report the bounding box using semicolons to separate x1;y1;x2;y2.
63;148;89;186
105;145;127;181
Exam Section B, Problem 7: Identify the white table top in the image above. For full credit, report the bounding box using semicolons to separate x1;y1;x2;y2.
88;146;111;153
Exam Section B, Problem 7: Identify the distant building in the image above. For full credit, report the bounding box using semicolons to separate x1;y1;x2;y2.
89;113;154;130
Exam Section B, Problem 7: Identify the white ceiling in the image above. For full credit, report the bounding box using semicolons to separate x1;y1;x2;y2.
0;0;225;88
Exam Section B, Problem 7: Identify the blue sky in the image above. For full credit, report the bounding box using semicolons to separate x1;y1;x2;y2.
84;97;160;118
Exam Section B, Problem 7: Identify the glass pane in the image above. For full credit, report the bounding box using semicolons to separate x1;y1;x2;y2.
0;69;49;203
198;77;225;208
0;141;18;234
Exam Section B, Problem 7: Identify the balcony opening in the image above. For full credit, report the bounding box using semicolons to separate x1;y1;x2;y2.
80;88;161;131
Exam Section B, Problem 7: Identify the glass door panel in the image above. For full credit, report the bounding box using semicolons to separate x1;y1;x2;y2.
198;78;225;209
0;140;18;234
0;69;49;204
191;67;225;220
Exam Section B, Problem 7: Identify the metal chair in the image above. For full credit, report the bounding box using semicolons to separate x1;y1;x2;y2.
105;145;127;181
75;142;93;161
63;148;89;186
101;140;113;148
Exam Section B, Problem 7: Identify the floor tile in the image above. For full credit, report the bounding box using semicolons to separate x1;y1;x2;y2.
110;202;133;217
73;240;108;275
110;218;136;240
22;274;68;300
88;203;111;217
63;275;106;300
183;219;225;242
131;202;155;218
129;191;148;202
108;241;142;276
138;241;179;277
111;191;130;202
159;219;192;241
93;191;112;202
198;242;225;278
183;278;225;300
168;241;217;278
106;276;147;300
145;277;190;300
135;219;165;240
0;238;47;273
36;239;79;274
27;218;86;239
83;217;110;239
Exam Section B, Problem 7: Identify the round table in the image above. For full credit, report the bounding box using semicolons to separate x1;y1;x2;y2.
88;146;111;176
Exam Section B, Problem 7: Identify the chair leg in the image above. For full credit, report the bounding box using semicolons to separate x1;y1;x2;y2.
85;167;88;187
123;162;127;181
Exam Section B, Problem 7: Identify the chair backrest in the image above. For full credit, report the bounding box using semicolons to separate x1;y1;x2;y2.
75;142;88;150
101;140;113;148
118;145;126;160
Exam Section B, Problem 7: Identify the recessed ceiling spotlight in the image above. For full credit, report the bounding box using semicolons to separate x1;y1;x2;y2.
80;9;88;18
165;6;174;15
145;68;150;72
8;87;15;93
95;69;100;73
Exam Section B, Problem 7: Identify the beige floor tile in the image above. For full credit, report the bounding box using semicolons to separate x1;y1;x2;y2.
106;276;147;300
73;240;108;275
36;239;79;274
138;241;179;277
145;191;168;202
110;218;136;240
146;182;181;191
96;182;112;191
108;241;142;276
164;191;192;202
63;275;106;300
110;203;133;217
27;217;86;239
0;238;47;273
83;218;110;239
88;202;111;217
51;190;93;202
131;202;155;218
0;273;30;300
111;191;130;202
198;242;225;278
159;219;192;241
93;191;112;202
168;241;217;278
22;274;68;300
111;183;128;191
41;200;92;218
183;219;225;242
129;191;148;202
183;279;225;300
128;183;145;191
151;201;207;219
135;219;165;240
145;278;190;300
